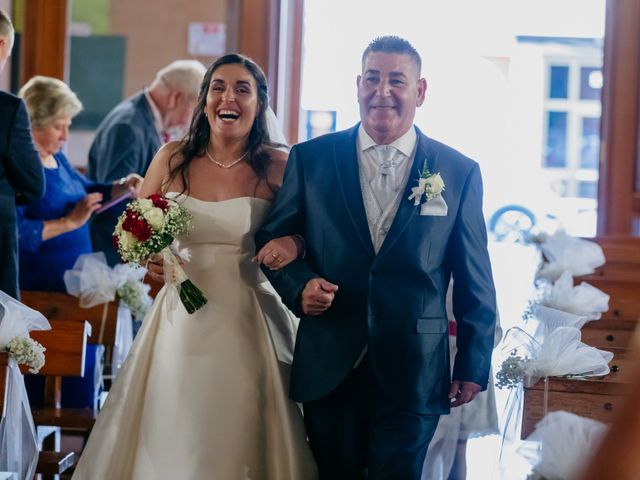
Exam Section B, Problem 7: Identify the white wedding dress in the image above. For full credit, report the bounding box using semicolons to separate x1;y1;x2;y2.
73;195;318;480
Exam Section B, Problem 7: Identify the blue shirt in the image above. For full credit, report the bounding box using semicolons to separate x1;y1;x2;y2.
17;151;112;292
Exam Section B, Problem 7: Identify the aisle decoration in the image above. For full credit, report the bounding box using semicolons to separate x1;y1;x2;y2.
64;252;154;373
519;411;607;480
0;291;50;480
496;231;613;476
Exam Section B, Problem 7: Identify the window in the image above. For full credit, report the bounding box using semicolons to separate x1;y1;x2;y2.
581;117;600;169
549;66;569;99
545;111;568;168
580;67;603;100
541;52;602;200
578;180;598;199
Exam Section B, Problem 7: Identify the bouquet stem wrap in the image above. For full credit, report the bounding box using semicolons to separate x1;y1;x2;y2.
161;247;207;314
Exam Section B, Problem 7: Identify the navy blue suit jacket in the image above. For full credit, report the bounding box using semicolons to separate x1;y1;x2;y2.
256;125;497;414
0;92;45;298
88;92;162;265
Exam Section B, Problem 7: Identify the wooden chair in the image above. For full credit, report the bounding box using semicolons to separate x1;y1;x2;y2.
24;319;96;434
522;348;633;438
20;291;120;376
0;350;75;479
26;320;92;478
575;236;640;349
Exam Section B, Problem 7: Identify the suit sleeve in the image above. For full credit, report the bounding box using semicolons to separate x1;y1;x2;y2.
91;123;143;181
449;163;497;389
7;100;45;203
255;145;318;314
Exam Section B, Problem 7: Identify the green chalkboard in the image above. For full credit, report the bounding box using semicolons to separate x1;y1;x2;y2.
69;35;126;129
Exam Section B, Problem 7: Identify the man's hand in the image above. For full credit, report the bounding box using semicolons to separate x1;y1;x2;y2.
301;278;338;316
449;380;481;407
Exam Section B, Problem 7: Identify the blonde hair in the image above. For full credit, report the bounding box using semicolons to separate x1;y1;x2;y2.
18;76;83;128
0;9;13;38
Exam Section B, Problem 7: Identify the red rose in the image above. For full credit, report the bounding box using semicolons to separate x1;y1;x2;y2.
131;218;152;241
149;194;169;211
122;216;134;232
140;222;153;242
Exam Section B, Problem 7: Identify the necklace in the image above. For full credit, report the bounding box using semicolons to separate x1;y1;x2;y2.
205;147;248;169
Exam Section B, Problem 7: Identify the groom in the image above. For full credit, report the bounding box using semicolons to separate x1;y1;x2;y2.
256;36;497;479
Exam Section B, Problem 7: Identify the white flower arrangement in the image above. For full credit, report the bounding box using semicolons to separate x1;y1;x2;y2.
6;336;46;374
408;161;445;206
116;277;152;320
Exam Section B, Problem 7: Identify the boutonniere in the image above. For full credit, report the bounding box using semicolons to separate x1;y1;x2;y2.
408;161;445;206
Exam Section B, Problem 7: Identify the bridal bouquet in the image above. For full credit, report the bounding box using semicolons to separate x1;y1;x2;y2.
113;194;207;314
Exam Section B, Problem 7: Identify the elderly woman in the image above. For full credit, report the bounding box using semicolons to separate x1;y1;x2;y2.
17;76;142;292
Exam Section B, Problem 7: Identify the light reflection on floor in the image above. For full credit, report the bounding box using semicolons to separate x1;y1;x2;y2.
464;241;541;480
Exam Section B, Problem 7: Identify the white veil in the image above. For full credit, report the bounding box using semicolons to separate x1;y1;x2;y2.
265;106;289;149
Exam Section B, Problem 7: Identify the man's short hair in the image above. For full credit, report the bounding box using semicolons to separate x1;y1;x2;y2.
0;8;14;38
362;36;422;76
151;59;207;99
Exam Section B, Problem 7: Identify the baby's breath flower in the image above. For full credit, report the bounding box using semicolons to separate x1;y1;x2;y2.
117;278;152;320
496;350;530;389
6;336;46;373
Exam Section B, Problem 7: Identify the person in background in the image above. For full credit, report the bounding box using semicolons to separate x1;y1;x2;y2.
17;76;142;292
88;59;206;265
0;9;44;298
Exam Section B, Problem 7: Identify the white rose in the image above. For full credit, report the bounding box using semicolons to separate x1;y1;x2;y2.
425;173;445;196
143;207;165;230
136;198;154;213
119;231;139;250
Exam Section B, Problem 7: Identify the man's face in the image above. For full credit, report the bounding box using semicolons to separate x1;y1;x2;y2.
357;51;426;144
163;94;197;132
0;31;14;74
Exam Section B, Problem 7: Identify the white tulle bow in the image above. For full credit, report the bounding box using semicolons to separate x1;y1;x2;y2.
63;252;147;308
499;325;613;389
537;271;609;321
536;233;605;282
520;411;608;480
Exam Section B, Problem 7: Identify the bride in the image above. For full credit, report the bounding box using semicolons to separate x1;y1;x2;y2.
72;54;318;480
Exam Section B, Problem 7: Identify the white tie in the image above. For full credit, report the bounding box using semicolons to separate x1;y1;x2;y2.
371;145;398;207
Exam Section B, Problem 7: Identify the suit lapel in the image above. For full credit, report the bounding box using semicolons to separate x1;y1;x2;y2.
377;129;435;257
334;125;375;257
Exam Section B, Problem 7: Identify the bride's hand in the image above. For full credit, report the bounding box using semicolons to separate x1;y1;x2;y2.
253;235;302;270
146;254;165;283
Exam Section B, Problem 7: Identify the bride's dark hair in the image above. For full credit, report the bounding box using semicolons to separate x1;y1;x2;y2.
164;54;277;195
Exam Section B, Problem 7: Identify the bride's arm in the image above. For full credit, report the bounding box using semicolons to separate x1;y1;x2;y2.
139;141;181;197
142;142;182;283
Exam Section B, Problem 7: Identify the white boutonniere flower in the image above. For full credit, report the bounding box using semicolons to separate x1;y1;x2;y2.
408;161;445;206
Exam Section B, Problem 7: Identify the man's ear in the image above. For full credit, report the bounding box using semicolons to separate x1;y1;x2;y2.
168;90;183;108
356;74;361;88
416;78;427;107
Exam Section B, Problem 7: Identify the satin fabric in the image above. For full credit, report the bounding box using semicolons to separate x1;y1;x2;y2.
73;196;317;480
